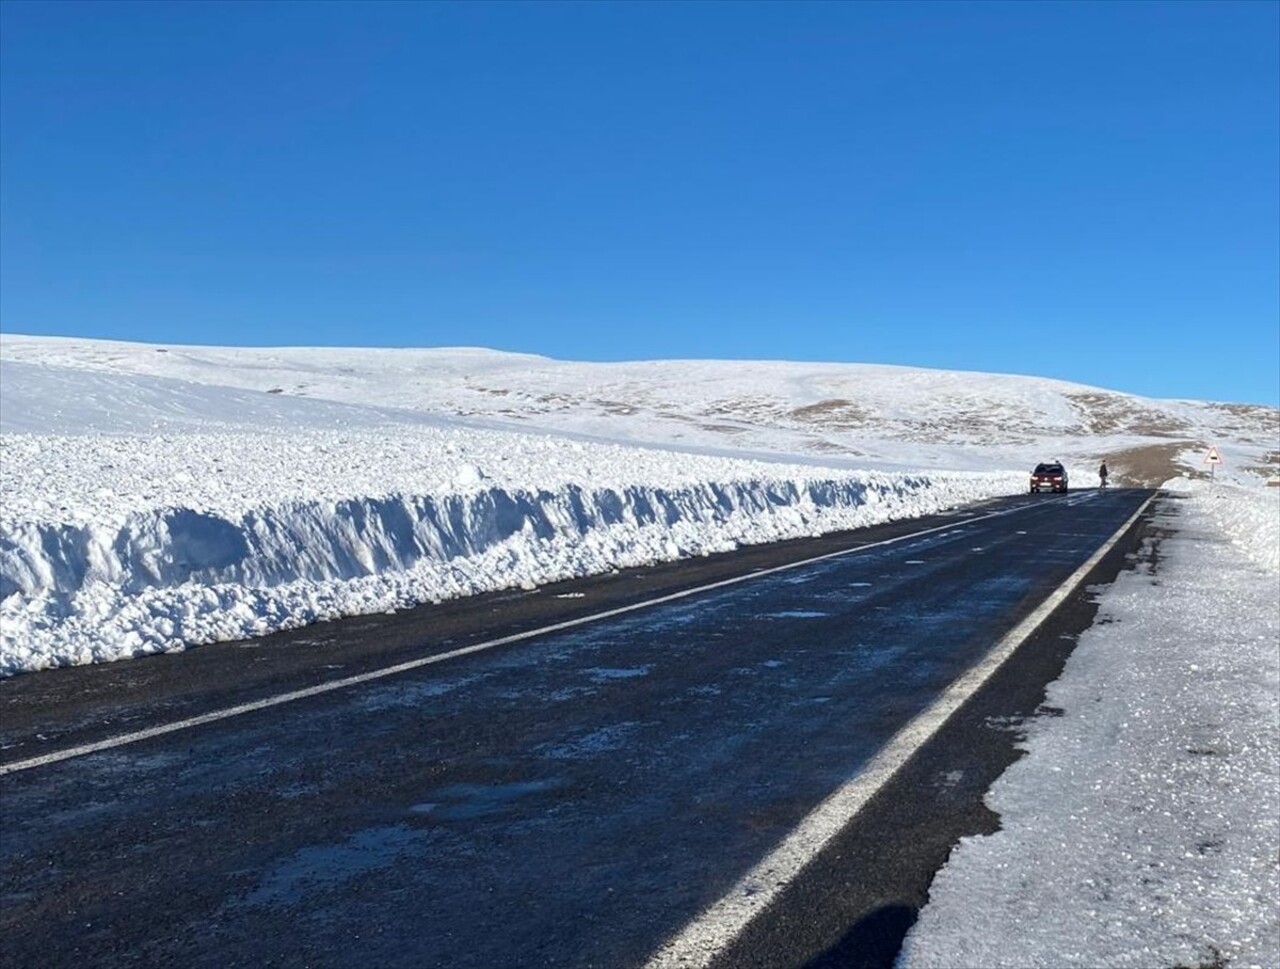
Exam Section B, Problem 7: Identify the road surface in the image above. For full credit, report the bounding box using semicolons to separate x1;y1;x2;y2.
0;488;1156;968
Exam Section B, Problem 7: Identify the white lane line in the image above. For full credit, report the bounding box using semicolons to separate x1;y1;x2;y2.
0;498;1070;777
642;493;1155;969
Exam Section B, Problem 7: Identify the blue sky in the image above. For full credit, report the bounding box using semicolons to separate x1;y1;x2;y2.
2;1;1277;404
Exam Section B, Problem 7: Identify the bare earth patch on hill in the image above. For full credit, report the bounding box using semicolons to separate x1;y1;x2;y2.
1102;441;1200;487
1068;392;1194;437
1244;450;1280;482
788;399;871;429
806;438;867;456
783;397;1044;447
701;396;788;424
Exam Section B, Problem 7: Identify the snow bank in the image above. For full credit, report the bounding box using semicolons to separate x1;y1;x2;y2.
0;425;1018;675
899;486;1280;968
1163;477;1280;574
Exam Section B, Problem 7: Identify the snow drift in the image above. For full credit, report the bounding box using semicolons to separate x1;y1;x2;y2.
0;422;1017;674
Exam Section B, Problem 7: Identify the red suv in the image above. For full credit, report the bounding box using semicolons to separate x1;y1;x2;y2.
1030;462;1069;493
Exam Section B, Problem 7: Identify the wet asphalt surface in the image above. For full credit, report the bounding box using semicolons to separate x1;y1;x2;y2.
0;489;1156;969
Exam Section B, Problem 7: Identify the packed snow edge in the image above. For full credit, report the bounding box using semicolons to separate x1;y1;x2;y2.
0;461;1019;675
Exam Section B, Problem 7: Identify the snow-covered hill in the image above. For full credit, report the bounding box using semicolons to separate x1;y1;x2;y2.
4;334;1276;483
1;334;1275;675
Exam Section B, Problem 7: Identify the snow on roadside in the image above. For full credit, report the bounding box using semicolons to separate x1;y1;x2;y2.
1165;477;1280;574
0;424;1019;675
898;482;1280;969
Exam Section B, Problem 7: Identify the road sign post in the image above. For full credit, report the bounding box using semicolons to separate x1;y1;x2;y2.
1204;445;1224;481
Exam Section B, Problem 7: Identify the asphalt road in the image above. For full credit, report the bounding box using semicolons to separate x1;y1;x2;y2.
0;488;1157;969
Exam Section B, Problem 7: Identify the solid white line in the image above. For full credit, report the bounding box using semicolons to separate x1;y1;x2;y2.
642;492;1155;969
0;499;1055;777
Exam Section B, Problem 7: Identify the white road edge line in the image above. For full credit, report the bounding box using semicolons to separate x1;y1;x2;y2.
0;499;1063;777
642;491;1155;969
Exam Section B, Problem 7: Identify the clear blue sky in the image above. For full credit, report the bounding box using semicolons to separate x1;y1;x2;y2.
2;1;1277;404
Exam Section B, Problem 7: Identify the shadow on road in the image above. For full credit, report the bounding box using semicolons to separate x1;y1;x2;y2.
799;903;919;969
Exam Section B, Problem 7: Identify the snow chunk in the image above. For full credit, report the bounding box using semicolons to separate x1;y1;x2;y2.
454;464;486;488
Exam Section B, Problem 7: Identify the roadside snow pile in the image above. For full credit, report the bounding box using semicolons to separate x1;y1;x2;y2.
1163;477;1280;574
0;425;1018;675
899;484;1280;968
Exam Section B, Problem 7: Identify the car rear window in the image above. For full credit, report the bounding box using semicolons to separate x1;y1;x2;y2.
1033;464;1063;474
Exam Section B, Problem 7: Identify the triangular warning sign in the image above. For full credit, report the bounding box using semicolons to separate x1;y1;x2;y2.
1204;446;1224;465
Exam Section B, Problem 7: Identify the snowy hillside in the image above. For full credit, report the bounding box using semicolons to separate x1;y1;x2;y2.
1;334;1275;676
3;334;1276;483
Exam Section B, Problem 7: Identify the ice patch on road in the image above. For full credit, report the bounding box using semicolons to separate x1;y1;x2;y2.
585;666;652;682
411;779;564;820
538;723;642;760
241;825;432;907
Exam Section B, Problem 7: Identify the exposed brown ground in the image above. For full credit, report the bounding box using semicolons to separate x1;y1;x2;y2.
1100;441;1200;487
1067;392;1194;437
595;399;640;416
702;397;784;421
1245;451;1280;480
697;422;751;436
789;399;871;429
1207;402;1277;420
807;438;866;455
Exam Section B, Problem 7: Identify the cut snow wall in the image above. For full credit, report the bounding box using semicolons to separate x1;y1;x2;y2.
2;477;923;598
0;472;1011;674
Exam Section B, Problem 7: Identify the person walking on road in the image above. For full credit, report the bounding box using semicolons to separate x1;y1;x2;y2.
1099;461;1109;489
